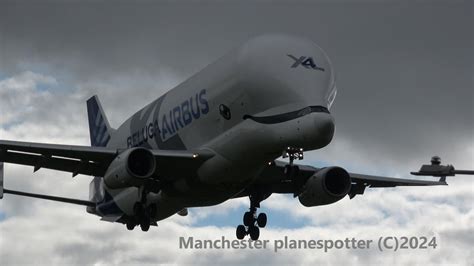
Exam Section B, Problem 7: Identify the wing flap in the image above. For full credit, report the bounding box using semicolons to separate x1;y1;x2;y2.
2;150;106;176
0;140;117;161
0;140;118;177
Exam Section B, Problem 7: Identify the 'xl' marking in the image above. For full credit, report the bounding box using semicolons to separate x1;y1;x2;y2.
287;55;325;71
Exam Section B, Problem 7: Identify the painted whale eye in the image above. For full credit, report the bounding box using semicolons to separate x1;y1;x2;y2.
219;104;232;120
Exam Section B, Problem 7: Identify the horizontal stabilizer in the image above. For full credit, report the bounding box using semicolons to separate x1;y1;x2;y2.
3;188;95;207
100;215;123;223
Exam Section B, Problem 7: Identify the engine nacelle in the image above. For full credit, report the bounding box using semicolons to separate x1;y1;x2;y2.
298;166;351;207
104;148;156;189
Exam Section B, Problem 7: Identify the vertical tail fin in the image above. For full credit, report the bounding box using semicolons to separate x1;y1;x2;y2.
87;95;115;147
86;96;113;214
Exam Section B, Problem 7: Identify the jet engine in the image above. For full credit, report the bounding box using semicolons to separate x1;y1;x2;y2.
298;167;351;207
104;148;156;189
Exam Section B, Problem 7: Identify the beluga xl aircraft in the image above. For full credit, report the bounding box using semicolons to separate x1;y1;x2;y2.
1;34;472;240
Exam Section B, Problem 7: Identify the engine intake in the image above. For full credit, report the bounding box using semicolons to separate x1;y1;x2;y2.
104;148;156;189
298;166;351;207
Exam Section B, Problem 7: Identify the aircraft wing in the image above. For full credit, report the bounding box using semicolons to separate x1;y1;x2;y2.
346;171;446;199
349;173;446;187
0;140;214;177
247;160;448;199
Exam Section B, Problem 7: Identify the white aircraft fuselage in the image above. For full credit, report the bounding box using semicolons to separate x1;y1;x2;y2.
96;34;337;221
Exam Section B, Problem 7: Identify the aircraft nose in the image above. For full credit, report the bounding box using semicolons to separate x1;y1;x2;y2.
314;113;335;147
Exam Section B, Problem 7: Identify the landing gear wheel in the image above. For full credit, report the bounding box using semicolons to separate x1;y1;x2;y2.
140;222;150;232
243;211;254;226
236;225;246;240
248;225;260;240
257;213;267;228
126;221;135;231
236;190;270;240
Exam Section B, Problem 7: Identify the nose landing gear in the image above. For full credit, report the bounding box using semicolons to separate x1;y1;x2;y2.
282;147;304;197
282;147;304;165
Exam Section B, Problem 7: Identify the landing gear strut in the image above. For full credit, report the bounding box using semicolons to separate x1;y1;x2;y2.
236;193;268;240
283;147;304;197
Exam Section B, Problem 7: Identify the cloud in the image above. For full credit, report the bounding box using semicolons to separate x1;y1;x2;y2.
1;197;472;265
0;1;472;265
0;71;56;125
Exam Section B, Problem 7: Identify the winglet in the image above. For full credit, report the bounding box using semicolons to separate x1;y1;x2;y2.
0;162;4;199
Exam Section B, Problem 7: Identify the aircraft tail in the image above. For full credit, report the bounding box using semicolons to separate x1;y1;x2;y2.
86;95;112;213
87;95;115;147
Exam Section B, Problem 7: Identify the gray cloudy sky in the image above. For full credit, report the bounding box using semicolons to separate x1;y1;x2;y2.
0;1;473;265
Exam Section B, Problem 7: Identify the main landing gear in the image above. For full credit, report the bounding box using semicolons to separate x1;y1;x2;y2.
128;201;157;232
235;147;305;240
236;193;268;241
126;185;158;232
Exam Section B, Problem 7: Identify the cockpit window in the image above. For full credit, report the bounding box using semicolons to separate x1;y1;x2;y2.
326;85;337;110
325;71;337;110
